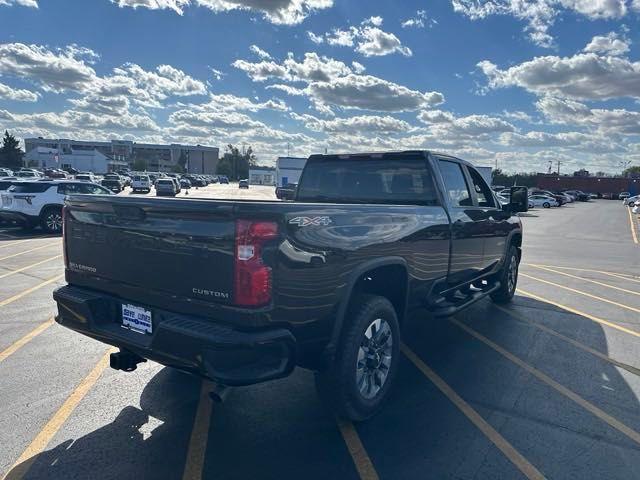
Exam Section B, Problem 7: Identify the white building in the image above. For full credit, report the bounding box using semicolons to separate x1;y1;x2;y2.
24;137;219;174
276;157;307;187
249;166;276;185
23;147;128;173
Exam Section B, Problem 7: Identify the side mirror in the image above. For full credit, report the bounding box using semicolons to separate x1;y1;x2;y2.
508;186;529;213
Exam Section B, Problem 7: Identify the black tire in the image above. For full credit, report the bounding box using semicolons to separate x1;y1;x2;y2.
315;294;400;422
490;245;519;304
630;202;635;207
543;202;550;208
40;206;63;234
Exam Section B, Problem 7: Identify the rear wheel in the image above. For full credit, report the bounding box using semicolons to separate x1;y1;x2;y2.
40;207;63;234
490;245;519;304
315;294;400;422
543;202;550;208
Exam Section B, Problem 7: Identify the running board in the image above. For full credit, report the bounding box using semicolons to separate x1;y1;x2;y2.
430;281;501;317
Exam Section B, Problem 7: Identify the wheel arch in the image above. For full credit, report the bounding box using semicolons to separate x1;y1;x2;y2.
325;257;409;362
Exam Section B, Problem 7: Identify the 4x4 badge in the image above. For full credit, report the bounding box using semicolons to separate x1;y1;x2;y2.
288;216;332;227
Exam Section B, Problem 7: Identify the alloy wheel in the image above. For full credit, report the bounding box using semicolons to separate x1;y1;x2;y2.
356;318;393;400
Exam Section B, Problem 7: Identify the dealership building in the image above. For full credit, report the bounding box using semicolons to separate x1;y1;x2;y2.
24;137;219;174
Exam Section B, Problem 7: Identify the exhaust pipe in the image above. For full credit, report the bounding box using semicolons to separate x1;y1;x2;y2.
209;382;231;403
110;350;147;372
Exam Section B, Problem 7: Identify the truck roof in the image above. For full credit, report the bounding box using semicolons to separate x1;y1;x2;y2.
307;150;471;166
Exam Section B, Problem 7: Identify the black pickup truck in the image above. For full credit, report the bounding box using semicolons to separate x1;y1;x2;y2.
53;151;528;420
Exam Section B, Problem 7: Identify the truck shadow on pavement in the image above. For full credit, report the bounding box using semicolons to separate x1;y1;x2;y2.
5;296;640;480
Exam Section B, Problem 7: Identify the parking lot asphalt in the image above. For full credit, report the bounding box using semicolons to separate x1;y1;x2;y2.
1;189;639;480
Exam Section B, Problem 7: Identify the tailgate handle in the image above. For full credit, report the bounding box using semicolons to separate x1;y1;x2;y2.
113;205;146;221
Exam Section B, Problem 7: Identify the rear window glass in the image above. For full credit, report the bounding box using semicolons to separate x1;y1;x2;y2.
157;179;173;185
297;155;439;205
9;183;52;193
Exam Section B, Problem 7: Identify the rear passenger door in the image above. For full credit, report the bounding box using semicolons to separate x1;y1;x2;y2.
464;165;510;270
435;158;486;284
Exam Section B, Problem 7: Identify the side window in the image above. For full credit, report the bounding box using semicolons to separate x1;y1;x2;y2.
467;167;496;208
437;160;472;207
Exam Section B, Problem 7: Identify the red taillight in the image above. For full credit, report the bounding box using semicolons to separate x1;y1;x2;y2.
234;220;278;307
62;205;68;268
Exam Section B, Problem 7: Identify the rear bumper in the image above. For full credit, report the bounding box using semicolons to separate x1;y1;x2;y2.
53;285;297;386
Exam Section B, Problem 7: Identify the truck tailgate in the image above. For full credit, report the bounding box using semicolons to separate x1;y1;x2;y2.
64;195;236;305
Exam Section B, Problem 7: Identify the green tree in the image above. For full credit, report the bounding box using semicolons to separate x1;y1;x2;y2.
218;144;256;180
0;131;24;170
623;166;640;178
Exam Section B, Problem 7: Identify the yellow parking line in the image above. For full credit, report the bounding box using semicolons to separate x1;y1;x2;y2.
449;317;640;447
517;288;640;339
0;255;62;280
401;344;545;480
493;305;640;377
520;273;640;315
628;206;639;245
522;263;640;282
0;239;31;250
0;273;64;308
336;417;380;480
0;242;59;262
0;319;55;363
527;264;640;298
182;380;214;480
2;348;115;480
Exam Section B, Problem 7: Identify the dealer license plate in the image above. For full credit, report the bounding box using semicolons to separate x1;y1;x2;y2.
122;303;152;334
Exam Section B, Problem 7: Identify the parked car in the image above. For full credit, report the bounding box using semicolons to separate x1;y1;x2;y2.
619;192;631;200
0;168;14;177
530;189;565;206
1;180;111;233
624;195;640;207
239;179;249;189
53;150;528;421
179;178;191;188
155;178;178;196
529;194;558;208
219;176;229;184
131;174;152;193
44;169;68;179
275;183;298;200
75;173;97;182
101;174;124;193
15;170;41;178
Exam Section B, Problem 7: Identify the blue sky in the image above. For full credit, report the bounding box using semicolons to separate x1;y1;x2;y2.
0;0;639;172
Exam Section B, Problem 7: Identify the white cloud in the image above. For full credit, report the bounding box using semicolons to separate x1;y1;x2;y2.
307;31;324;44
283;52;353;82
0;82;39;102
501;110;534;122
114;0;333;24
451;0;627;48
231;59;289;81
310;17;412;57
0;43;97;93
293;112;412;134
308;74;444;112
536;96;640;135
478;52;640;100
249;45;272;59
112;0;190;14
234;51;353;82
583;31;630;56
401;10;435;28
0;0;38;7
352;61;366;74
181;93;289;112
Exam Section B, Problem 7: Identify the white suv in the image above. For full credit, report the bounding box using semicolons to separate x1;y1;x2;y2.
0;181;111;233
